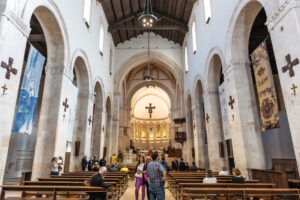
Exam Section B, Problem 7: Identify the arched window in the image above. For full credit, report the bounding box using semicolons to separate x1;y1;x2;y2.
204;0;212;24
192;21;197;54
99;23;104;55
185;45;189;72
83;0;91;27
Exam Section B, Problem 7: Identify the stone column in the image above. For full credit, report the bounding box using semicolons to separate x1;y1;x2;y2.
99;110;106;159
31;67;70;179
224;62;266;177
194;102;209;169
0;10;30;185
203;91;227;171
91;106;103;158
185;108;194;164
110;92;120;158
266;0;300;174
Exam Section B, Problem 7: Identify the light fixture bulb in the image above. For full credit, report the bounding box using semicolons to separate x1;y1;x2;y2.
143;19;146;23
150;19;153;23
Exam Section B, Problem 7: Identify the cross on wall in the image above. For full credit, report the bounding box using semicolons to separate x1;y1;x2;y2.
205;113;210;123
291;84;298;96
88;116;93;126
228;96;235;110
1;57;18;79
62;98;69;112
282;54;299;77
1;84;8;95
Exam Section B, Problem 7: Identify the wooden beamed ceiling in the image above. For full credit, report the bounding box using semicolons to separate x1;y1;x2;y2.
99;0;195;46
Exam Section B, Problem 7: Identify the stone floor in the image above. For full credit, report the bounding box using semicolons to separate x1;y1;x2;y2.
121;179;174;200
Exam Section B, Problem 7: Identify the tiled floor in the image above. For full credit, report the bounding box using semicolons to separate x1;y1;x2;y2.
121;180;174;200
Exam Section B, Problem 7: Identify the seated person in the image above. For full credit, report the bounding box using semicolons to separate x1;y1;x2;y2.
232;168;245;183
203;170;217;183
179;158;186;171
109;162;119;172
92;162;100;172
120;165;130;179
190;162;197;171
90;167;112;200
219;166;229;176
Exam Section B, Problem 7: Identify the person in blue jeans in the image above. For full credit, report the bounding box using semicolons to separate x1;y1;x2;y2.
146;151;167;200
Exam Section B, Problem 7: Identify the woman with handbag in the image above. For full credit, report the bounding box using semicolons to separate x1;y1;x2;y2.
135;156;146;200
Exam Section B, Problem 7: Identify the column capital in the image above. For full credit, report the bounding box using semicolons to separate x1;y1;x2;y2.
266;0;300;31
203;90;219;99
224;60;251;77
0;9;31;37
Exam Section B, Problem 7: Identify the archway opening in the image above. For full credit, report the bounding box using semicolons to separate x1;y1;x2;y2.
4;5;66;182
194;80;209;168
131;86;171;151
206;54;228;171
248;8;296;175
69;57;90;171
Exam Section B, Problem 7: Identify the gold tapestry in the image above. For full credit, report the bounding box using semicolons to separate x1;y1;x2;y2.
250;41;279;131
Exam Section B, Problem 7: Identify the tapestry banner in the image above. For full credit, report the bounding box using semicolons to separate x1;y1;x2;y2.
250;41;279;131
12;45;45;134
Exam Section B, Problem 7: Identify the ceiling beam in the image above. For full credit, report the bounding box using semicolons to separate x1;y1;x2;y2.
108;25;188;33
28;34;45;42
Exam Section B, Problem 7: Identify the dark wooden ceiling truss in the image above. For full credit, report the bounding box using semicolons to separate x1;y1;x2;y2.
98;0;195;46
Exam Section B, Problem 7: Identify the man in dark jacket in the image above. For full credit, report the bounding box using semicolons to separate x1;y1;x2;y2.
179;158;186;171
82;155;88;171
171;157;179;171
90;167;112;200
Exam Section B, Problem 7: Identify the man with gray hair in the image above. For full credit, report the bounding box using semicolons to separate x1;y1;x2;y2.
90;167;112;200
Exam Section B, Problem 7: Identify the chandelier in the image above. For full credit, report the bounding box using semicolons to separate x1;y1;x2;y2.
138;0;158;28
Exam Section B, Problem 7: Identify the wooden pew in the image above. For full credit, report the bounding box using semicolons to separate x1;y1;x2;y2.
176;183;275;199
180;188;300;200
0;185;108;200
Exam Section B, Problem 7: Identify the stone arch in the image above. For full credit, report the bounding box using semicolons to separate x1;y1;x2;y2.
90;81;104;158
204;48;225;92
225;0;273;63
193;77;209;168
114;51;183;93
204;53;227;171
25;3;69;180
69;56;91;171
22;0;70;69
70;49;92;93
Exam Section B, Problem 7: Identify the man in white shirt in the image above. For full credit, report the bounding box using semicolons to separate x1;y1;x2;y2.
219;167;229;176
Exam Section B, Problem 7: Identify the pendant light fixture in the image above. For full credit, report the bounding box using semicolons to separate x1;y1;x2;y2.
138;0;158;28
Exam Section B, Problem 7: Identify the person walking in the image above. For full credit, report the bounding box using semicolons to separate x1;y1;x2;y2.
146;151;167;200
135;156;146;200
81;155;88;171
144;156;152;200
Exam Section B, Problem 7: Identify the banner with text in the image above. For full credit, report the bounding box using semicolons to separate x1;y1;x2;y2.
251;41;279;131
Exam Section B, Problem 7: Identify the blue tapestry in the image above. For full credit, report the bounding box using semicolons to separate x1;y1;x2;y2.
12;45;45;134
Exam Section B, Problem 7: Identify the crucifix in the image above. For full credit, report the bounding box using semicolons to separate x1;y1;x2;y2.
291;84;298;96
2;84;8;95
1;57;18;79
228;96;235;110
282;54;299;77
62;98;69;112
206;113;210;123
88;116;92;126
145;103;155;118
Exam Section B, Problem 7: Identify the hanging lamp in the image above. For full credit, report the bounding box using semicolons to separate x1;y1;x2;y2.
138;0;158;28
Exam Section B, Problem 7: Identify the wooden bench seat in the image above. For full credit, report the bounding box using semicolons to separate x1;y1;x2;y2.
0;185;108;200
180;188;300;200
